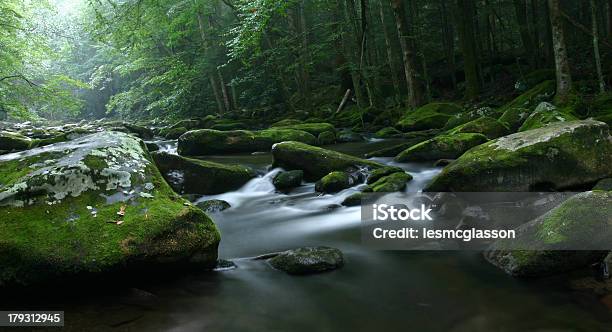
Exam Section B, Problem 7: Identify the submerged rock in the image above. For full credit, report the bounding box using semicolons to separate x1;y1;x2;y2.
273;170;304;190
341;192;363;207
152;152;255;195
395;133;488;162
268;247;344;275
178;129;316;156
425;120;612;192
197;199;231;213
396;102;463;131
485;191;611;277
315;171;354;193
0;131;220;287
272;141;383;180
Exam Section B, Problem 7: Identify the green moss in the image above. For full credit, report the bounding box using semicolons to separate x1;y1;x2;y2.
178;129;316;156
273;123;335;136
395;133;488;162
317;131;336;145
425;120;612;192
443;107;499;130
374;127;402;138
366;166;405;184
366;172;412;192
270;119;302;127
0;131;34;152
396;102;463;132
159;127;188;139
273;170;304;190
272;141;384;180
499;80;555;114
518;103;578;132
498;107;530;131
446;116;510;139
315;171;352;193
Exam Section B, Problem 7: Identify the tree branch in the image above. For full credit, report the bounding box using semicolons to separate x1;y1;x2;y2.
0;74;39;87
560;10;612;49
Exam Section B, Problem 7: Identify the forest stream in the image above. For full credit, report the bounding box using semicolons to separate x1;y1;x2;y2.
2;138;609;332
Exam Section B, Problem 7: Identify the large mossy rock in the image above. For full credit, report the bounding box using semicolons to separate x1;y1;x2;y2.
268;247;344;275
518;102;577;132
498;107;531;132
396;102;463;132
364;130;439;158
151;152;255;195
447;116;510;139
0;131;35;153
273;170;304;190
159;127;188;139
0;131;220;287
272;141;383;180
273;123;335;136
395;133;488;162
485;191;611;277
178;129;316;156
425;120;612;192
364;172;412;192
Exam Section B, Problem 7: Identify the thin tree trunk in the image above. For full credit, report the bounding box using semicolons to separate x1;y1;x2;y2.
342;0;367;107
543;0;554;67
440;0;457;89
531;0;541;67
196;11;226;113
455;0;481;100
591;0;606;92
513;0;537;70
390;0;424;108
217;68;231;112
378;0;401;102
299;0;311;106
608;0;612;37
547;0;572;101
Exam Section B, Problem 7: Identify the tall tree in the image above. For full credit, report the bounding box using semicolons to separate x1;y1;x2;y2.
547;0;572;101
389;0;423;108
455;0;481;99
377;0;401;102
513;0;537;70
591;0;605;93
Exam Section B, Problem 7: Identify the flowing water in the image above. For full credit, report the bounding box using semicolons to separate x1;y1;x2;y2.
2;139;610;331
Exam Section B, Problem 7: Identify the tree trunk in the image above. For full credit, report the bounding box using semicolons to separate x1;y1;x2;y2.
378;0;401;102
531;0;541;67
389;0;424;108
440;0;457;89
341;0;367;108
455;0;481;100
591;0;606;93
514;0;537;70
196;11;226;113
547;0;572;101
217;68;231;112
543;0;554;67
299;0;311;106
608;0;612;37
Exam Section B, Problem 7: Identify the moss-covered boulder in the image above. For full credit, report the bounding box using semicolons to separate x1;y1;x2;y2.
366;166;405;184
341;193;363;207
498;80;556;114
159;127;188;139
498;107;531;132
178;129;316;156
0;131;35;152
268;247;344;275
196;199;231;213
593;178;612;191
447;116;510;139
364;130;439;158
336;130;365;142
317;131;336;145
0;132;220;287
272;141;383;180
315;171;355;193
485;191;611;277
518;102;577;132
151;152;255;195
364;172;412;192
395;133;488;162
273;123;335;136
425;120;612;192
273;170;304;190
443;106;499;130
123;123;154;139
396;102;463;131
375;127;403;138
